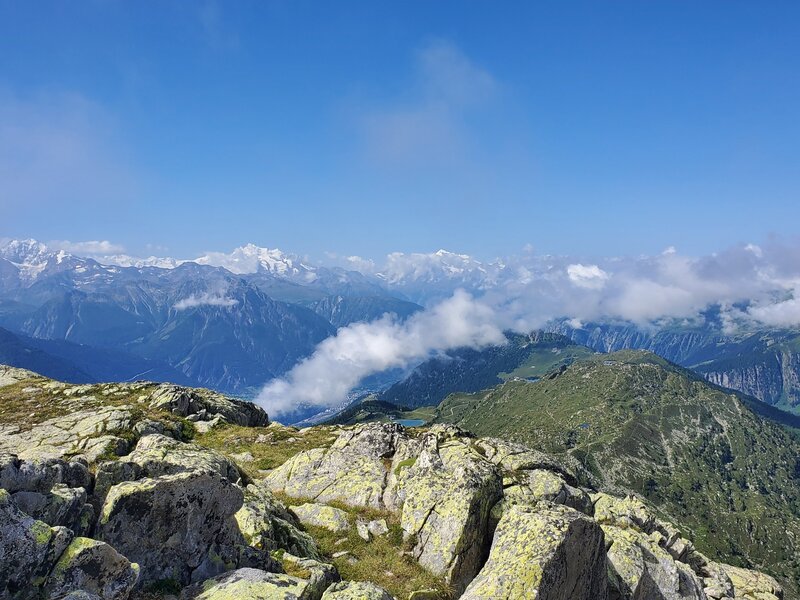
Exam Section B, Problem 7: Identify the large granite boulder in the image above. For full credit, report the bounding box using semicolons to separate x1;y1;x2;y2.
235;483;322;560
96;470;268;587
497;469;593;517
265;423;403;509
12;483;94;535
390;426;502;596
0;488;73;597
461;503;607;600
43;537;139;600
0;405;134;463
94;433;241;498
718;564;783;600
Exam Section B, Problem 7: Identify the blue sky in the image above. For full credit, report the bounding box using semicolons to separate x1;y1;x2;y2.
2;1;799;261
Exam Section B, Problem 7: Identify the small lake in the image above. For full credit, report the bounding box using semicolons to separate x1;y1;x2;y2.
395;418;426;427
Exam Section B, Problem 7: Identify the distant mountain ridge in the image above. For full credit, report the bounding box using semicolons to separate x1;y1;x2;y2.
378;331;594;408
551;320;800;412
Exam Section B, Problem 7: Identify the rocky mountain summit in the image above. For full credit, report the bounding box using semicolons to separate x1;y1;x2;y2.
0;366;785;599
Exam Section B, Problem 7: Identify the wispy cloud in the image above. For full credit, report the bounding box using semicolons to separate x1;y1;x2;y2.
360;40;499;167
173;292;238;311
49;240;126;256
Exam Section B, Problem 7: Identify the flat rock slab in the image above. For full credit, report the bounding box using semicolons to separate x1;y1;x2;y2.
291;503;350;534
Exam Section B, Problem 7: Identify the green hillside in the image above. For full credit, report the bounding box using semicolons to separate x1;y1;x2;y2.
434;350;800;595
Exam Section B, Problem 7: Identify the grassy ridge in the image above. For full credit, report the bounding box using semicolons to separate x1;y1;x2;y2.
434;350;800;595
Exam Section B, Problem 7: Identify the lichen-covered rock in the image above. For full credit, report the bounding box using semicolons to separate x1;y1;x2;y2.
180;568;309;599
320;581;394;600
462;503;607;600
391;426;502;596
43;537;139;600
235;483;321;560
0;365;38;387
498;469;593;517
12;483;94;535
475;438;588;486
718;564;783;600
147;384;269;427
96;470;257;586
0;406;133;462
0;488;73;596
281;553;340;600
1;453;58;493
602;524;705;600
593;493;694;562
121;433;241;482
266;423;403;509
291;503;351;534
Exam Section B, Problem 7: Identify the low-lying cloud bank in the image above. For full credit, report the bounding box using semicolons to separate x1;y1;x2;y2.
256;290;505;415
258;239;800;416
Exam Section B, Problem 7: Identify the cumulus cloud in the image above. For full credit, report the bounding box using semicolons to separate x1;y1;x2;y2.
49;240;126;256
173;293;238;311
256;290;505;415
566;264;609;289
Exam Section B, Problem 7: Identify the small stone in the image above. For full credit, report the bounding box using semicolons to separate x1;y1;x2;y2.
367;519;389;537
356;519;370;541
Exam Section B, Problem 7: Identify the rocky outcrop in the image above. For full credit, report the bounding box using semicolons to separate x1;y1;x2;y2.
0;405;134;463
12;483;94;535
389;426;502;595
235;483;322;560
266;423;402;509
96;470;272;587
496;468;593;518
461;504;607;600
0;368;789;600
147;384;269;427
718;565;783;600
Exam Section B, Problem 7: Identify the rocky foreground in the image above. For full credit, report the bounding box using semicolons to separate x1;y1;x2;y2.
0;365;785;600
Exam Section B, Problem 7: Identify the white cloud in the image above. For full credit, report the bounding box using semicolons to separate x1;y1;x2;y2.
256;290;505;415
49;240;126;256
566;264;609;289
747;290;800;326
173;293;238;311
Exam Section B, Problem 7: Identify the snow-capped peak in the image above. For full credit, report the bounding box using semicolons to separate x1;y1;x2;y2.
192;244;313;277
0;238;51;265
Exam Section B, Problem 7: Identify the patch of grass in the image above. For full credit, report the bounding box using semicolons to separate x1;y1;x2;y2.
195;423;337;476
279;493;450;599
394;457;416;477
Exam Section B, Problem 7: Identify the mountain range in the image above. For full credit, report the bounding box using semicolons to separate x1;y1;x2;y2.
3;238;800;417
